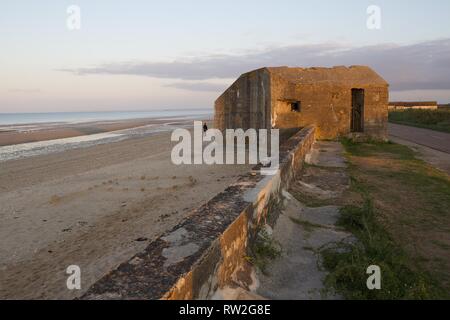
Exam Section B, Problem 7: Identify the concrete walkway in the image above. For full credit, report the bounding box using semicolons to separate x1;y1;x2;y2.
256;142;353;300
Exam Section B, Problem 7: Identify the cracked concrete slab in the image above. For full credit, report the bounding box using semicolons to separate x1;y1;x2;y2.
162;243;200;268
255;141;352;300
162;227;191;245
293;181;341;200
297;205;342;228
305;141;347;168
256;195;351;300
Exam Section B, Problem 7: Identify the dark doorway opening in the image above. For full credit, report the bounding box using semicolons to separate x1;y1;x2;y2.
351;89;364;132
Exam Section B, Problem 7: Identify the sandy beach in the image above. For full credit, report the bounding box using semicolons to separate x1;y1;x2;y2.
0;117;185;146
0;126;250;299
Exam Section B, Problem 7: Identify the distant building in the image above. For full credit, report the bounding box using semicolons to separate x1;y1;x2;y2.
389;101;438;111
214;66;389;140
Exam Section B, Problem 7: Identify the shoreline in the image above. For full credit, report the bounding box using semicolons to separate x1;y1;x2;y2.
0;116;202;147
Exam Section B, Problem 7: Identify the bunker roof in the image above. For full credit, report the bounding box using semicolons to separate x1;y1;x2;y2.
253;66;388;87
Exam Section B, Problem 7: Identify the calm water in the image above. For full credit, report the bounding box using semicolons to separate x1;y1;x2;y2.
0;109;212;161
0;109;212;126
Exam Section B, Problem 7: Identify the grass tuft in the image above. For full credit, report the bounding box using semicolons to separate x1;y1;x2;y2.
341;138;416;160
320;139;450;299
247;228;282;274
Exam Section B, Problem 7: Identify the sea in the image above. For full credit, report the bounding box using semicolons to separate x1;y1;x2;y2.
0;109;212;127
0;109;212;162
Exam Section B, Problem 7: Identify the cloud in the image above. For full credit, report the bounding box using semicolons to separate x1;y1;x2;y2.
164;82;229;92
60;38;450;91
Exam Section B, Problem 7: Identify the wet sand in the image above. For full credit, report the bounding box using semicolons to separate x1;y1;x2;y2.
0;118;177;146
0;131;251;299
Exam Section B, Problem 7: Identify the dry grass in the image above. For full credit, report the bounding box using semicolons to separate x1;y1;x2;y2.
331;139;450;298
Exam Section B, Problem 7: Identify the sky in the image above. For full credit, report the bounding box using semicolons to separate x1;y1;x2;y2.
1;0;450;113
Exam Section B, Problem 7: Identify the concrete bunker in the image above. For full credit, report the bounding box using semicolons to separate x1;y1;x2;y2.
214;66;389;140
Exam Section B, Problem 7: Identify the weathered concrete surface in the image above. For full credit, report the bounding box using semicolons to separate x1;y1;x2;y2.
214;69;271;131
305;141;347;168
256;141;353;300
81;126;316;300
212;285;267;300
82;179;256;300
215;66;389;140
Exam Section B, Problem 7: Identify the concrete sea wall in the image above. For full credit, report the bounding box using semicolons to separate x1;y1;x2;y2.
82;126;316;300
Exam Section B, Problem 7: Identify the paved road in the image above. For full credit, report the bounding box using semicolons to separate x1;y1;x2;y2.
389;123;450;154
